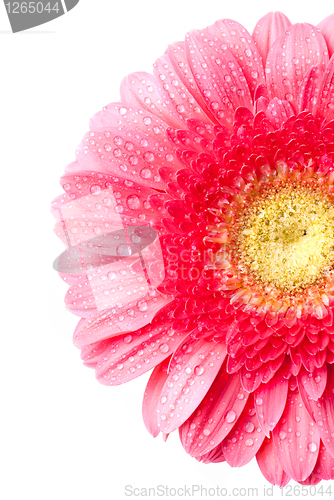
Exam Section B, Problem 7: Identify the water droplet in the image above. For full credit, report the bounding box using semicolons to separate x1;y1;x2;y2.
124;335;132;344
194;365;204;376
225;411;236;423
244;421;255;433
245;438;254;447
159;343;169;354
116;244;131;257
90;185;101;195
279;431;287;440
203;428;211;436
308;442;318;452
126;195;140;210
160;396;167;404
255;397;263;406
117;363;124;370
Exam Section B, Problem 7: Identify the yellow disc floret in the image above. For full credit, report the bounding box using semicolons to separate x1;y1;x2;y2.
238;185;334;291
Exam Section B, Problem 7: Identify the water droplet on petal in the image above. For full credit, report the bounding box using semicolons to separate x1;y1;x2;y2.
225;411;236;423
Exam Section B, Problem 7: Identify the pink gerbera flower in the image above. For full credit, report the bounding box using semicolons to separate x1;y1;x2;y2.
53;11;334;485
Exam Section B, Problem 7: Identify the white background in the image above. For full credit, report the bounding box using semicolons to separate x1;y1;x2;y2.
1;1;333;499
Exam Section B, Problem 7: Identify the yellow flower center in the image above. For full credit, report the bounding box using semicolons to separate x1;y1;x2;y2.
238;185;334;292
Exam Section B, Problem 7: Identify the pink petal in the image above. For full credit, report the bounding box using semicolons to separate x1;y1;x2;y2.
318;14;334;57
256;437;291;486
120;72;183;128
254;371;289;436
296;65;323;114
299;474;322;485
195;443;225;464
316;55;334;124
81;338;113;368
265;98;295;128
299;364;334;457
265;23;329;109
89;102;170;145
252;12;292;63
95;323;188;385
157;337;227;433
142;358;170;437
222;395;265;467
76;127;182;189
272;389;320;482
185;29;253;129
73;292;172;347
153;52;212;124
297;365;327;401
207;19;265;96
313;441;334;480
166;41;215;122
180;369;249;457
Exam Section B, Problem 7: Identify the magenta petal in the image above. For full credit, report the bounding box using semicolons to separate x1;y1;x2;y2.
254;371;289;436
95;323;189;385
265;23;329;109
180;368;249;457
120;72;183;128
142;358;170;437
272;389;320;482
185;29;252;129
297;365;327;401
252;12;292;64
157;337;227;433
222;395;265;467
256;437;291;487
318;14;334;58
207;19;265;96
313;441;334;479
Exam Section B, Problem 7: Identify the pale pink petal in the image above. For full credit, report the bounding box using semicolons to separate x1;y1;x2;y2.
153;52;212;124
185;29;253;129
297;365;327;400
157;337;227;433
256;437;291;487
89;103;170;145
296;65;324;114
142;358;170;437
313;441;334;479
73;292;172;347
81;338;113;368
120;72;183;128
222;395;265;467
166;42;215;122
207;18;265;95
318;14;334;57
95;323;188;385
299;364;334;457
265;97;295;128
265;23;329;109
254;371;289;436
272;389;320;482
180;369;249;457
316;55;334;124
252;12;292;63
76;128;182;189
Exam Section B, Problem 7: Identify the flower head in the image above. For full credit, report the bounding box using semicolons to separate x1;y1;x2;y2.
53;11;334;485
